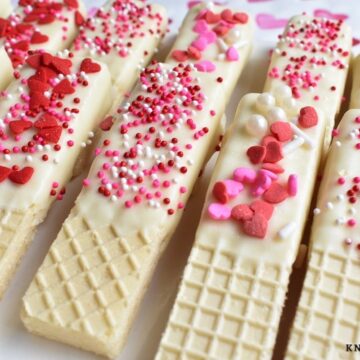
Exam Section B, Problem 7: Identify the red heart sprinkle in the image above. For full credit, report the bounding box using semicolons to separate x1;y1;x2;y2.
100;116;115;131
234;12;249;24
187;46;202;60
242;213;268;239
53;79;75;94
26;54;42;69
9;167;34;185
38;14;56;25
247;145;266;164
38;126;62;143
0;166;11;183
213;181;229;204
263;182;288;204
13;40;29;51
213;24;230;36
172;50;188;62
34;114;58;129
270;121;293;142
50;56;72;75
262;163;284;174
30;91;50;110
205;11;221;24
9;120;33;135
221;9;235;24
231;204;253;221
250;200;274;220
75;10;84;26
80;58;101;73
64;0;79;8
42;53;53;66
261;135;280;147
264;141;283;163
28;78;50;93
30;31;49;44
298;106;318;128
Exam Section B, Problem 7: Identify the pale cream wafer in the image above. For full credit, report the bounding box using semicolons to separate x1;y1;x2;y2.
0;52;112;298
21;3;253;358
350;55;360;109
155;92;326;359
0;0;86;91
264;15;352;154
0;0;11;18
286;109;360;360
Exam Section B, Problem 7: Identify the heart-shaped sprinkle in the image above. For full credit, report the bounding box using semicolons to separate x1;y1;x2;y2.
26;54;42;69
28;78;50;93
50;56;72;75
287;174;298;196
29;91;50;110
205;10;221;24
9;167;34;185
263;182;288;203
221;9;235;24
246;145;266;164
13;40;29;51
100;116;115;131
187;46;202;60
191;36;208;51
208;203;231;220
224;179;244;197
264;141;283;163
53;79;75;94
252;171;272;196
30;31;49;44
250;200;274;220
194;60;216;72
233;167;257;183
38;126;62;143
38;14;56;25
262;163;284;174
231;204;253;221
80;58;101;74
75;10;85;26
34;114;58;129
270;121;293;142
172;50;188;62
298;106;318;128
213;181;229;203
193;20;208;34
226;47;239;61
0;166;11;183
243;213;268;239
256;13;288;30
9;120;33;135
261;135;280;147
259;169;278;181
202;31;217;44
214;24;230;37
234;12;249;24
64;0;79;8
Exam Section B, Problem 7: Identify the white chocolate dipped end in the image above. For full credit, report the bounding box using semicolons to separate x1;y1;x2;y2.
156;93;325;359
0;53;112;298
286;109;360;359
264;15;351;154
0;0;86;91
0;0;11;18
350;55;360;109
73;0;168;108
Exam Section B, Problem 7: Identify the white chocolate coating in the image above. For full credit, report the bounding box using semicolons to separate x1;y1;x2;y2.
0;0;11;18
350;55;360;109
156;93;326;359
287;109;360;359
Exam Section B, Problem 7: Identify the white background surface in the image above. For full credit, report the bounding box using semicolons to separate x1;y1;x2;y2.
1;1;360;359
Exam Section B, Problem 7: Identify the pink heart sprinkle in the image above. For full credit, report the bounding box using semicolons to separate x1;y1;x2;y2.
208;203;231;220
191;36;208;51
233;167;257;183
224;179;244;197
313;9;348;21
195;60;216;72
226;47;239;61
202;31;217;44
259;169;278;181
252;171;272;196
256;13;288;30
193;20;209;34
287;174;298;196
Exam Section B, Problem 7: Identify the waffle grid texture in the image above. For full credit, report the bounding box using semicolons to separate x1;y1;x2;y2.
156;242;291;360
286;245;360;360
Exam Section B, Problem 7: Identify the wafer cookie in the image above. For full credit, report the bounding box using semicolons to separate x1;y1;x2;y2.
350;55;360;109
0;0;86;90
21;3;253;358
264;15;351;154
0;51;112;298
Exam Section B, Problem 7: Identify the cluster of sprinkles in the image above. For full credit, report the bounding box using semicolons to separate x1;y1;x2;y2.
84;62;220;215
207;92;319;239
0;0;81;68
313;115;360;252
73;0;166;62
268;16;350;101
0;51;102;195
171;5;249;72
